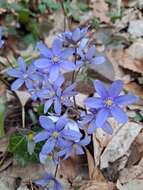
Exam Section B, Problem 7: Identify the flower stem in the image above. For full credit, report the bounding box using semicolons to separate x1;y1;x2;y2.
22;105;25;128
72;47;77;108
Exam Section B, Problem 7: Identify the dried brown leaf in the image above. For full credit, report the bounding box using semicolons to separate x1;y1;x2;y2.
91;0;110;23
124;82;143;99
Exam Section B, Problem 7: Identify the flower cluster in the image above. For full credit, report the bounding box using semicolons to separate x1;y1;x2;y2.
6;27;138;189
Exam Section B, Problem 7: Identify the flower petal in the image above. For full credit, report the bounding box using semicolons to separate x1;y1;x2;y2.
49;65;60;81
54;75;64;88
80;136;91;146
96;108;109;127
39;116;55;131
41;138;56;154
93;80;108;98
54;97;61;114
114;94;138;105
85;97;104;109
7;68;22;78
34;58;51;69
102;122;113;134
111;106;128;124
56;116;68;131
11;79;24;91
75;145;84;155
63;83;77;97
92;56;105;65
33;131;50;143
109;80;123;97
62;129;82;141
86;45;96;60
88;120;98;134
18;57;26;71
52;39;63;55
61;60;75;71
72;28;80;42
60;48;74;58
44;99;53;113
36;41;52;58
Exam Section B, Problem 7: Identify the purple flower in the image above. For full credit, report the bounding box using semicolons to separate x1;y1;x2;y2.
34;40;75;81
58;135;91;159
79;109;113;134
40;76;77;114
85;80;138;127
33;116;82;155
0;28;4;48
83;45;105;65
61;27;88;45
34;173;63;190
7;57;37;91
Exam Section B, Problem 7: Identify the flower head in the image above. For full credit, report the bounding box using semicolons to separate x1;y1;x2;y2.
34;173;63;190
85;80;138;127
61;27;88;45
33;115;82;156
82;45;105;65
7;57;38;91
79;109;113;134
39;76;77;114
34;39;75;81
58;135;91;159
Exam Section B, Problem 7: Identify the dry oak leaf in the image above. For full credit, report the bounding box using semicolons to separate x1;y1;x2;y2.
108;49;143;74
124;82;143;100
90;0;110;23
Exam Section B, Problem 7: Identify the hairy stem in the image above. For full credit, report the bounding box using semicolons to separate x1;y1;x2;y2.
72;47;77;108
22;105;25;128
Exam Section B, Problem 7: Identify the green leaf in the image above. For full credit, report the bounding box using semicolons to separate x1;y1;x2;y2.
91;17;100;29
18;9;30;24
9;133;41;166
38;3;46;13
43;0;60;11
0;102;5;138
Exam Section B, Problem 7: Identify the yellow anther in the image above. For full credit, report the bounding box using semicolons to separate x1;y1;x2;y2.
105;99;113;106
52;131;59;138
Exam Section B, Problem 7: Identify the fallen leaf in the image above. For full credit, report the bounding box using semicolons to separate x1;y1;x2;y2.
91;0;110;23
124;82;143;99
100;121;142;170
85;148;95;179
108;49;143;74
117;179;143;190
119;157;143;184
128;20;143;38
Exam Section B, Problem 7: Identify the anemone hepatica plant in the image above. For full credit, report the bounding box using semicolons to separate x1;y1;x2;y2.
6;25;138;189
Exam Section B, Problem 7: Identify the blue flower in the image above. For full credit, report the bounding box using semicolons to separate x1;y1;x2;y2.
34;173;63;190
85;80;138;127
61;27;88;45
79;109;113;134
58;135;91;159
7;57;38;91
33;116;82;155
0;28;4;48
39;76;77;114
34;40;75;81
83;45;105;65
